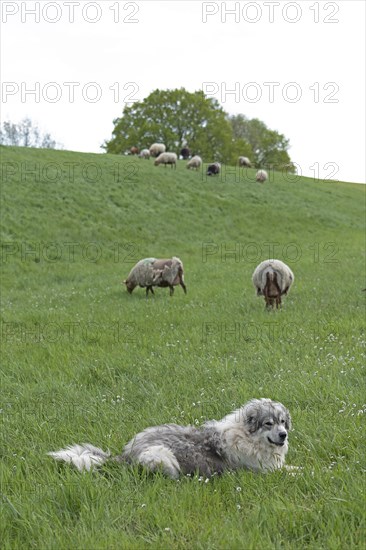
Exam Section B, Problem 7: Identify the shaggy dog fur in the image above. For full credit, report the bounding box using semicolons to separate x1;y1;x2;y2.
48;399;291;478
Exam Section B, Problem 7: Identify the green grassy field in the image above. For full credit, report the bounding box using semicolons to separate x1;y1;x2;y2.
1;145;365;549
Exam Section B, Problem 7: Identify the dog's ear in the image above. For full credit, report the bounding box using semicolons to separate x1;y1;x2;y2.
244;404;261;433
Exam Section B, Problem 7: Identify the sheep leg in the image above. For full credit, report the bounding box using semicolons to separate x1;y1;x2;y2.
180;281;187;294
146;286;154;297
169;286;175;296
264;288;270;308
178;274;187;294
264;293;274;309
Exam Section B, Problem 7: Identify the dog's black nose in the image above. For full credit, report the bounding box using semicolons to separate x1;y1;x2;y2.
279;432;287;440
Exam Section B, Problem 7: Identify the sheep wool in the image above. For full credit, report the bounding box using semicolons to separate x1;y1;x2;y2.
139;149;150;159
256;169;268;182
149;143;166;158
154;152;177;168
124;257;187;297
252;259;294;309
186;156;202;170
238;156;251;167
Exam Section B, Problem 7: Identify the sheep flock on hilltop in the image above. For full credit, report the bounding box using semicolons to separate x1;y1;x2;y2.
126;144;271;180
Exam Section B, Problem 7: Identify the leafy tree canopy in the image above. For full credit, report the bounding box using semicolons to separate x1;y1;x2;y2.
103;88;293;170
229;114;295;171
103;88;240;163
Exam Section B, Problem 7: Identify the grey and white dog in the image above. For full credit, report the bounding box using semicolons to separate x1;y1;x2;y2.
48;398;291;478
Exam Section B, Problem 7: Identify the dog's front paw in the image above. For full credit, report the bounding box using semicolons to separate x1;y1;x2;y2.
284;465;303;476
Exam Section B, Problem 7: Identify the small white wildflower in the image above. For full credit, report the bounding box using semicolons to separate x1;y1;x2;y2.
237;504;241;510
236;486;242;492
141;503;146;508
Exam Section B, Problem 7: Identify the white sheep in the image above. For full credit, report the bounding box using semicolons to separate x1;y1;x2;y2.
139;149;150;160
238;156;251;168
252;259;294;309
256;169;268;183
149;143;166;158
186;155;202;171
154;152;177;169
123;257;186;297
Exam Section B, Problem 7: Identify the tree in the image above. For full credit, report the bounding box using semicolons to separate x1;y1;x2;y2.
0;118;61;149
103;88;294;170
103;88;245;163
229;114;295;172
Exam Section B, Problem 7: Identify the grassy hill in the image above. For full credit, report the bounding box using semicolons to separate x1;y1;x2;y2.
1;145;365;549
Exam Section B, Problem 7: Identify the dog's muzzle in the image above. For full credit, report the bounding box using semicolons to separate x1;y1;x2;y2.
268;432;287;447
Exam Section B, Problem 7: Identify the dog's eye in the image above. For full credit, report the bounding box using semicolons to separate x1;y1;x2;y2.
280;419;286;424
265;422;273;427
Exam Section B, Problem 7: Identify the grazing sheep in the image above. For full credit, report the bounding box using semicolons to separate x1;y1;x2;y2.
238;156;252;168
252;259;294;309
154;152;177;169
139;149;150;160
124;257;187;297
130;146;139;155
149;143;166;158
256;169;268;183
206;162;221;176
180;147;191;160
186;155;202;171
152;257;187;296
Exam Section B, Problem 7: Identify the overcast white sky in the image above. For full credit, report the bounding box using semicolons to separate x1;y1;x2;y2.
1;0;365;183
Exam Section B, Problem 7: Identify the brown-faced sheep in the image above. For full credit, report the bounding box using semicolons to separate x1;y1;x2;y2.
252;259;294;309
124;257;186;297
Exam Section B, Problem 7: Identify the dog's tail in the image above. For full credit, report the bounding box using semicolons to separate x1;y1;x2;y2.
48;443;111;471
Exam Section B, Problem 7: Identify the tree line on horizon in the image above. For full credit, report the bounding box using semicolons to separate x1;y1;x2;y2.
0;118;61;150
103;88;295;172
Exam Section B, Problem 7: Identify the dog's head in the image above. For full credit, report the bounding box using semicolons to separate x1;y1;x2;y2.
243;398;291;447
